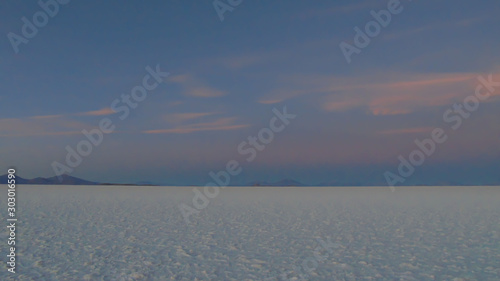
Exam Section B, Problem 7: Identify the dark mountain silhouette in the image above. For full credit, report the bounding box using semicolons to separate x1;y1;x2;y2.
44;174;99;185
28;177;54;185
2;174;499;187
0;174;29;184
1;174;98;185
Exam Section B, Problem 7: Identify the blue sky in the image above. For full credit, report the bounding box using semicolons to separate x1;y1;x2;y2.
1;0;499;185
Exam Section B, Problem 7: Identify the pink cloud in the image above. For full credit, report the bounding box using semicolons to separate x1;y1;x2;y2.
30;114;63;119
168;74;190;83
0;117;90;137
168;74;226;98
258;99;283;104
143;124;249;134
370;108;412;116
261;72;499;115
165;112;220;123
188;87;225;98
0;131;83;137
316;72;500;115
323;99;363;112
378;127;434;135
80;107;116;116
143;117;250;134
376;74;475;89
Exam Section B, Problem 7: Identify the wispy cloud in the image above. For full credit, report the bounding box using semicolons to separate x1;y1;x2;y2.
384;17;486;40
25;107;117;119
165;112;220;123
0;117;90;137
258;99;284;105
188;87;225;98
143;124;249;134
261;71;500;115
0;131;84;137
169;74;190;83
374;74;474;89
166;101;184;107
169;74;226;98
378;127;434;135
78;107;116;116
0;106;120;137
143;117;249;134
322;98;364;112
30;114;63;119
360;73;496;115
259;88;312;105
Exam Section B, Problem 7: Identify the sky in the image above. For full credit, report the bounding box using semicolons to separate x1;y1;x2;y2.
1;0;499;185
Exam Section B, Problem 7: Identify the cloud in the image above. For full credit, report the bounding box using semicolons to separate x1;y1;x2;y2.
79;107;116;116
188;87;225;98
165;112;220;123
378;127;434;135
261;71;500;115
143;117;250;134
361;73;493;115
384;17;486;40
169;74;226;98
25;107;118;119
370;108;412;116
166;101;183;107
0;106;121;137
258;99;283;105
143;125;249;134
0;131;83;137
30;114;63;119
168;74;190;83
259;88;313;105
375;74;474;89
0;117;90;137
322;98;364;112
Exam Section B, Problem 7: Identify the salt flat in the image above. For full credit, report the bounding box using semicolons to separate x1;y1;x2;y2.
1;185;499;280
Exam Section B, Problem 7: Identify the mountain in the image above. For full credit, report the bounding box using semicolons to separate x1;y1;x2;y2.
0;174;29;185
43;175;98;185
27;177;54;185
0;174;161;186
0;174;98;185
2;174;499;187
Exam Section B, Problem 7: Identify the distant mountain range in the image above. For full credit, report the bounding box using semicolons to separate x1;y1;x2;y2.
0;174;307;186
1;174;499;187
1;174;99;185
0;174;155;186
